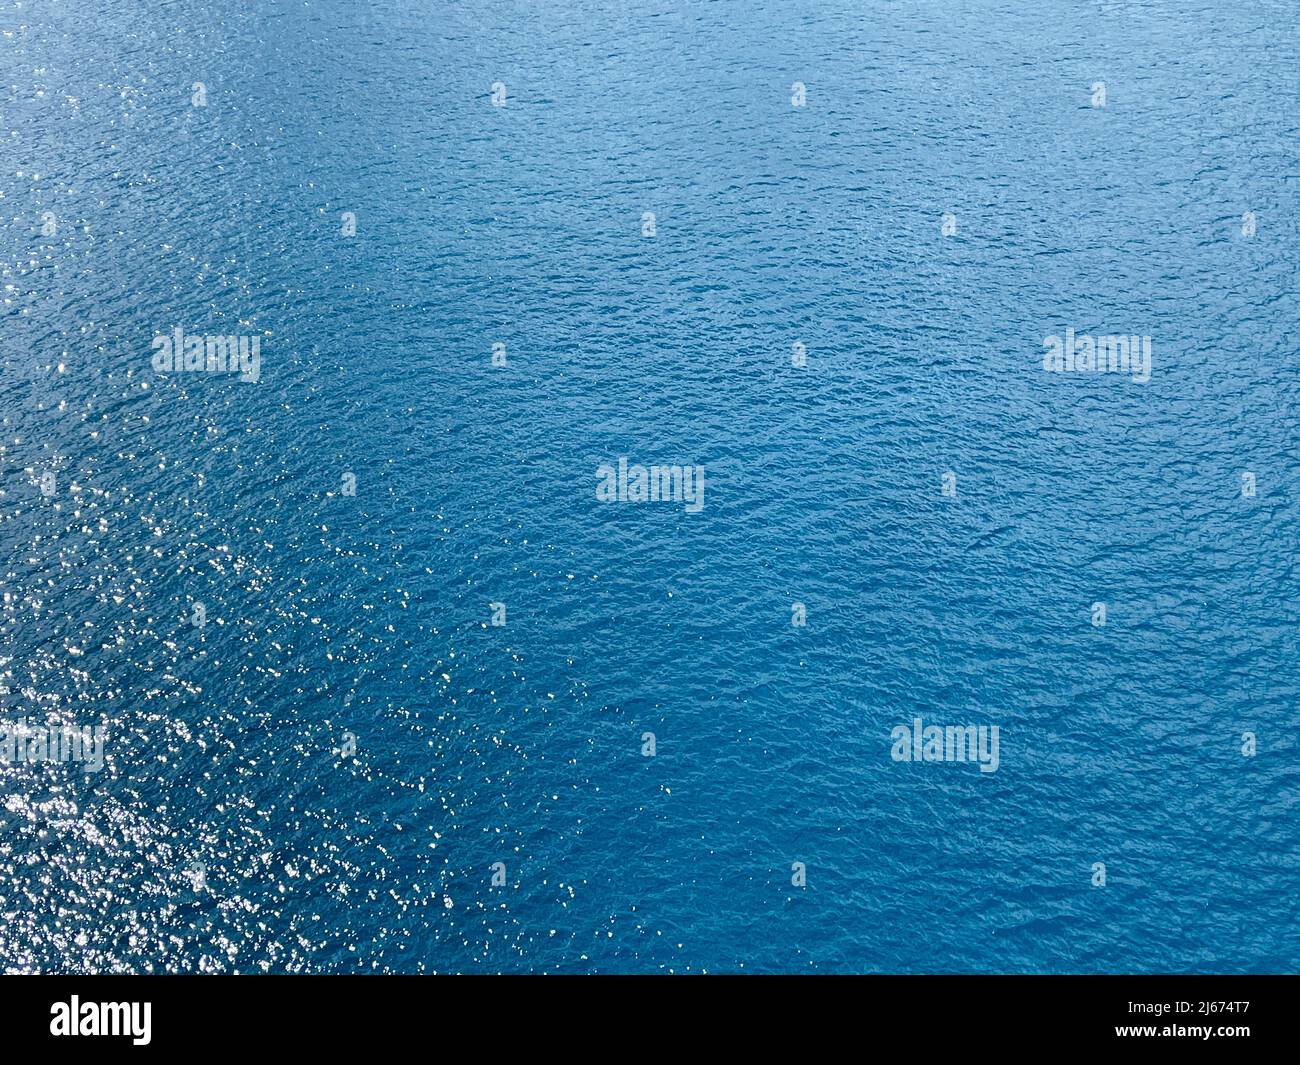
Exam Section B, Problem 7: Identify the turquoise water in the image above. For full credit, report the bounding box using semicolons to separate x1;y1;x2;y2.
1;0;1297;973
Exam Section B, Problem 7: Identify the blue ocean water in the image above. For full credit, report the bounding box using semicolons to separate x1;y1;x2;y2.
1;0;1297;974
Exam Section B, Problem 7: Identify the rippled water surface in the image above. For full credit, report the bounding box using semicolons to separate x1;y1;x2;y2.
1;0;1298;973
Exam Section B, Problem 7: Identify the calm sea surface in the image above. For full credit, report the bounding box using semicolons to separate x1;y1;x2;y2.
1;1;1298;972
